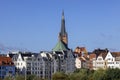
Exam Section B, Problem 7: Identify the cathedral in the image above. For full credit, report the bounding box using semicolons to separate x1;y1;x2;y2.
52;11;75;73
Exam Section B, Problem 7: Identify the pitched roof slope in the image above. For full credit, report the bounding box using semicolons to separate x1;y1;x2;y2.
89;53;96;59
52;40;69;52
111;52;120;57
0;56;14;66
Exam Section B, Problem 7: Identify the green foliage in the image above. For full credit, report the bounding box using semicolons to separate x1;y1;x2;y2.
105;68;120;80
4;74;46;80
52;72;69;80
27;74;36;80
3;68;120;80
4;76;13;80
70;68;94;80
15;75;25;80
52;68;120;80
92;68;107;80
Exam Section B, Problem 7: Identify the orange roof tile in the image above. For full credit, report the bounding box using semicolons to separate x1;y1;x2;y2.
89;53;96;59
0;56;14;66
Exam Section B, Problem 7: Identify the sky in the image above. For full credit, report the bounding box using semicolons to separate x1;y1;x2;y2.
0;0;120;53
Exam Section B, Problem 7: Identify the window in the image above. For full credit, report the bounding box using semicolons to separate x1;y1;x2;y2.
19;59;21;61
98;58;102;60
108;58;111;60
9;71;12;74
116;62;119;64
32;67;34;70
40;71;43;74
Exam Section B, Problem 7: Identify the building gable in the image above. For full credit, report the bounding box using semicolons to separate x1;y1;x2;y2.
105;52;114;61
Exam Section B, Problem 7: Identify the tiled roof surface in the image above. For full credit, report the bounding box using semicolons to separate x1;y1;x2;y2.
0;56;14;66
101;52;108;59
111;52;120;57
52;40;69;52
89;53;96;59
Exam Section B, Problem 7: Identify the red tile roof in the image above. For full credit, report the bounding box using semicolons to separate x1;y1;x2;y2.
89;53;96;59
0;56;14;66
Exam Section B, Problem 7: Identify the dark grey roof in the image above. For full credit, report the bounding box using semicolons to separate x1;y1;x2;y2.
12;54;18;61
59;11;67;36
8;54;16;58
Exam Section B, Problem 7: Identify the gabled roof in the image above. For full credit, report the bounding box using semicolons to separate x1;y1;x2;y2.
52;40;69;52
99;52;108;59
10;52;38;61
8;54;16;58
12;54;19;61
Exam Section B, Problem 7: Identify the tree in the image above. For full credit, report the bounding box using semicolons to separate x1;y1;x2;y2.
4;76;13;80
27;74;36;80
92;68;106;80
15;75;25;80
52;72;69;80
105;68;120;80
70;68;90;80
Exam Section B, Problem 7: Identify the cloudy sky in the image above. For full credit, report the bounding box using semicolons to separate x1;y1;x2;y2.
0;0;120;52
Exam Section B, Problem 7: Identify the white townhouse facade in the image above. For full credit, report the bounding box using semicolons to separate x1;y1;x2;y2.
75;49;120;70
75;57;87;69
7;51;53;79
75;58;82;69
105;52;120;69
104;52;115;68
92;53;106;70
91;49;120;70
7;51;36;74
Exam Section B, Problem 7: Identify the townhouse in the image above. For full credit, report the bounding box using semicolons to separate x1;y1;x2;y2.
90;49;120;70
0;56;15;79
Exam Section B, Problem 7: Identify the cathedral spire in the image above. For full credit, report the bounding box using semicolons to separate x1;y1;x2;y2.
60;11;66;36
59;11;68;46
53;11;69;51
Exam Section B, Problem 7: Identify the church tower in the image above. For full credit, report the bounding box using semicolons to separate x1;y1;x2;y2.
59;11;68;47
52;11;69;52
